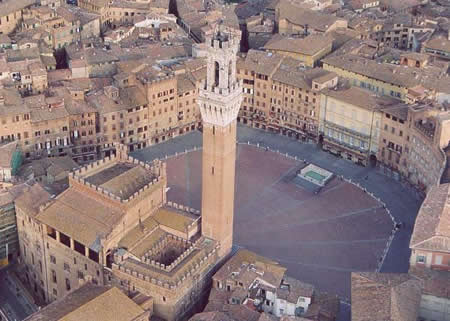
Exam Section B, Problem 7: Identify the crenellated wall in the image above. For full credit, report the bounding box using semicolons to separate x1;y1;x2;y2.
112;241;219;289
68;152;166;205
166;201;201;216
163;201;201;239
111;241;220;321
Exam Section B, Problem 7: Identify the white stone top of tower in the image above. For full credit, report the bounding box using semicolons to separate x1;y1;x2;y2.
198;24;243;127
199;85;242;127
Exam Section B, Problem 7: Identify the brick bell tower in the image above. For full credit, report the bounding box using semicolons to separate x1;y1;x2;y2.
198;24;242;258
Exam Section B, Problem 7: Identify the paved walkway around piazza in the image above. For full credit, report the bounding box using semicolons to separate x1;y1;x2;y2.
132;125;422;317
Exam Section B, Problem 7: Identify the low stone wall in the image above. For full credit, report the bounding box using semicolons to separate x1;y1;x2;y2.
298;164;333;187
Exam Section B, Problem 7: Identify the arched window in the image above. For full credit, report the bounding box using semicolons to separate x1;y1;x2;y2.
228;62;233;87
214;61;220;87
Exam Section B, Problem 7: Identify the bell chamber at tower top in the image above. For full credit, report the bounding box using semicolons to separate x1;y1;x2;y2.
203;25;240;92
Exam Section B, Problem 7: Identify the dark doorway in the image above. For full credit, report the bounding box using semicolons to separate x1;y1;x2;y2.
318;134;324;147
106;252;113;269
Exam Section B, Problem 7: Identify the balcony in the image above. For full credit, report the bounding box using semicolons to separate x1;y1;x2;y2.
325;135;368;154
324;121;370;140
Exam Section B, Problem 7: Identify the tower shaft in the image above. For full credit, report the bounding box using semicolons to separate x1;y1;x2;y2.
197;26;242;257
201;121;237;256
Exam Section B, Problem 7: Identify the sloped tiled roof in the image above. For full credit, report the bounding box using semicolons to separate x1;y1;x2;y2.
264;34;332;56
15;183;52;218
322;86;399;111
0;0;34;17
276;0;345;31
24;285;145;321
37;188;125;249
213;249;286;288
351;272;422;321
189;311;236;321
241;49;284;76
409;266;450;299
410;183;450;253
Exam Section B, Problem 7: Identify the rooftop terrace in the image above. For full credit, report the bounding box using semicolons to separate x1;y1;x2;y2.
71;144;165;203
85;163;138;186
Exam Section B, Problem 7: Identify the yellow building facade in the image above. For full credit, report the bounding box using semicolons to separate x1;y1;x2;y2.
319;87;392;165
322;60;408;101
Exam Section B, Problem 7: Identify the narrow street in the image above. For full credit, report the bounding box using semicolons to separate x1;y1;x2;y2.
0;266;37;321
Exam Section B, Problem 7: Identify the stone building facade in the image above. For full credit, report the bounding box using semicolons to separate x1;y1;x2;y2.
371;19;434;51
319;86;392;165
0;55;205;164
0;88;73;161
378;104;410;176
379;102;450;192
77;0;169;31
0;184;27;267
236;50;337;141
85;59;204;158
0;0;35;35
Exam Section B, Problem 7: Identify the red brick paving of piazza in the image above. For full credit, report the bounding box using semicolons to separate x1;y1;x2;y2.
166;145;393;299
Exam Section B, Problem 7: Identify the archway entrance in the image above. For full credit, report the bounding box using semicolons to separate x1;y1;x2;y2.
106;251;113;269
318;134;324;147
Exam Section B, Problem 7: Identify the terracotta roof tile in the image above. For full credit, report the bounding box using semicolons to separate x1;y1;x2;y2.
276;1;346;32
409;267;450;299
242;50;284;76
0;0;34;17
15;183;52;218
264;34;332;56
37;188;125;249
276;276;314;303
351;272;422;321
213;249;286;287
25;285;145;321
189;311;236;321
322;86;400;111
410;183;450;253
323;54;450;94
